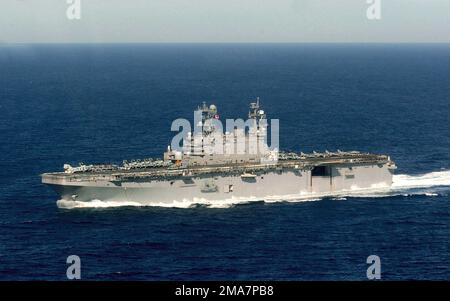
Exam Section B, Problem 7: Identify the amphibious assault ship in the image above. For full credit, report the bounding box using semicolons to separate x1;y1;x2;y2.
42;99;397;206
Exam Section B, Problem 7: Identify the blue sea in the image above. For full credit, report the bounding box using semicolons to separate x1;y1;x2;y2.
1;44;450;280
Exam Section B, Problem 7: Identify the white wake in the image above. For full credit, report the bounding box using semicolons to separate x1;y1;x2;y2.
56;170;450;209
392;170;450;189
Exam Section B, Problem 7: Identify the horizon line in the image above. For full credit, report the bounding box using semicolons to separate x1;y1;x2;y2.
2;42;450;45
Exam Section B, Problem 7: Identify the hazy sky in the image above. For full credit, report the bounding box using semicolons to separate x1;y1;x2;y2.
1;0;449;43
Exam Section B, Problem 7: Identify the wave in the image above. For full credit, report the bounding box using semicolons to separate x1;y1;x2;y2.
57;170;450;209
57;195;322;209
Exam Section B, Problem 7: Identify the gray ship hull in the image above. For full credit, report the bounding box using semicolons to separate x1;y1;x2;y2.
43;162;395;207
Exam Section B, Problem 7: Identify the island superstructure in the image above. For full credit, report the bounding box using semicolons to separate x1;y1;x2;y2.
42;99;397;205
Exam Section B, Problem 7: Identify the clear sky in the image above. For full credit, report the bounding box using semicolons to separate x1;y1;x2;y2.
1;0;449;43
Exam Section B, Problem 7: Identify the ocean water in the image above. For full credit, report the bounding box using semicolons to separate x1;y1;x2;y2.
1;44;450;280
